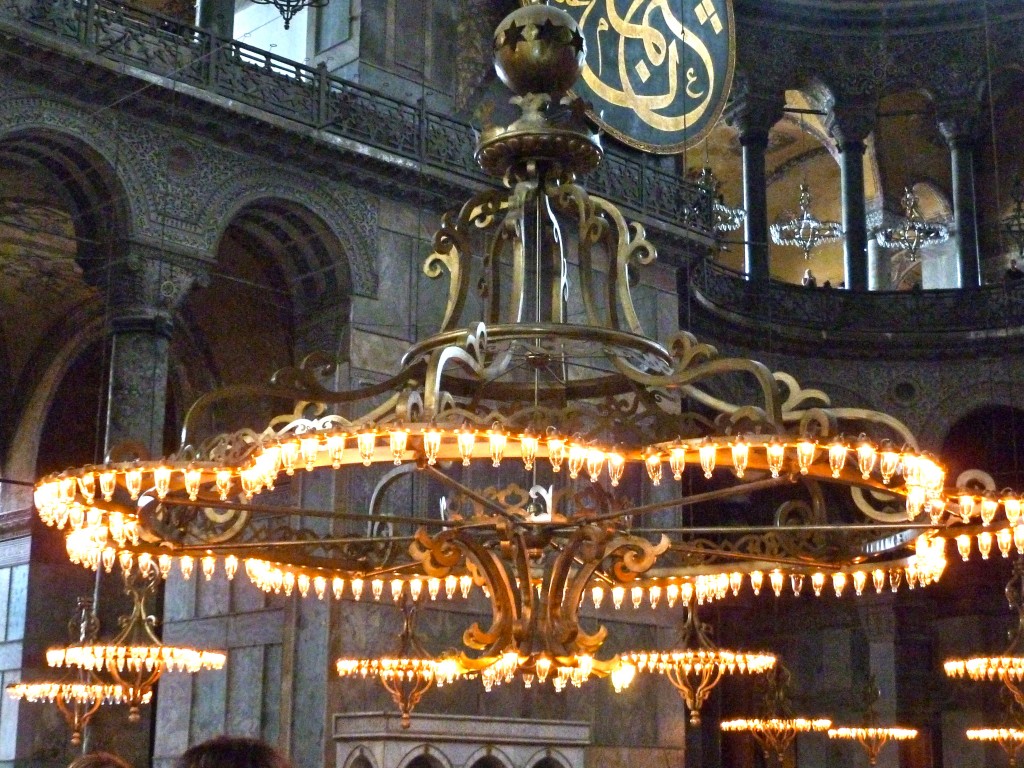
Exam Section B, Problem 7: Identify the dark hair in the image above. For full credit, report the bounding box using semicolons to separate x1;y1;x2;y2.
176;737;291;768
68;753;132;768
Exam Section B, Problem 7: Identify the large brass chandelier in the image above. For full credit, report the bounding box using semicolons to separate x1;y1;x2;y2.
31;0;1024;729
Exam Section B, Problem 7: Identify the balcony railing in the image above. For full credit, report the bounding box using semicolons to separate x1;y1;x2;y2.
690;258;1024;339
0;0;713;234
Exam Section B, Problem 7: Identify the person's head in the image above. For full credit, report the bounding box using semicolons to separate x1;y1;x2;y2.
803;268;813;276
68;753;132;768
176;737;291;768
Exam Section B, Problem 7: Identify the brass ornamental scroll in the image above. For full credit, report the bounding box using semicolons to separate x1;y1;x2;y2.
553;0;735;153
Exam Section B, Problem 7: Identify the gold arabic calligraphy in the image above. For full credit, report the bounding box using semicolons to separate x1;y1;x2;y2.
555;0;718;133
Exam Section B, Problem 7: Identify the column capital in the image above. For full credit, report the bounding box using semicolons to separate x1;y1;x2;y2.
825;99;876;148
936;103;980;146
88;241;210;329
725;87;785;143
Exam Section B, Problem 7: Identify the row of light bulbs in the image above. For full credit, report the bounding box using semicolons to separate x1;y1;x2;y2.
35;431;945;515
61;531;946;610
954;525;1024;561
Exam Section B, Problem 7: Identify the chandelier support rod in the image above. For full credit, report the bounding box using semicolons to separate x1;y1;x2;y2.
420;464;523;523
159;496;459;528
639;522;940;535
568;476;794;527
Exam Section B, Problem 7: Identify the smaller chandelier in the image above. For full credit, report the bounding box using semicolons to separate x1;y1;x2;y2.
697;167;746;233
721;667;830;766
6;598;137;745
627;596;776;725
827;681;918;766
246;0;327;29
47;570;225;722
967;728;1024;767
875;187;949;262
946;559;1024;706
1002;177;1024;259
336;591;462;728
770;183;844;259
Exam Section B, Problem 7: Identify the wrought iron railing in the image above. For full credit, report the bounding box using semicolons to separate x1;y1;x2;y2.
0;0;713;233
690;258;1024;335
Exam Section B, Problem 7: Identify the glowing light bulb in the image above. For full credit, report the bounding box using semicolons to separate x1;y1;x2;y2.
390;579;403;601
699;439;717;479
300;436;320;471
389;428;409;465
179;555;194;581
811;572;825;596
669;442;686;480
766;438;786;478
371;578;384;600
351;578;364;600
357;431;376;466
547;434;566;472
202;555;216;580
77;473;96;504
957;534;972;561
216;469;232;501
488;427;507;467
591;585;605;609
769;569;784;597
999;527;1014;557
750;571;763;596
731;436;749;478
856;437;877;479
328;433;346;468
832;572;847;597
1006;493;1023;526
631;586;643;609
872;569;885;594
958;493;976;524
928;496;946;524
878;443;900;484
184;467;202;501
423;428;442;465
607;452;625;487
978;531;993;560
981;495;999;526
99;471;116;502
281;441;300;475
612;585;625;610
154;466;173;499
586;448;605;483
520;433;539;471
790;573;804;596
225;555;238;580
645;453;663;486
125;468;143;500
1016;524;1024;555
457;427;475;466
828;437;847;478
568;444;586;479
796;438;816;475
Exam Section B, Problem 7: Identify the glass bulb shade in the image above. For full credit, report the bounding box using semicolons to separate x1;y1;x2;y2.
547;436;566;472
607;452;625;486
853;571;867;595
811;572;825;596
998;527;1014;557
796;439;816;475
959;494;976;523
669;444;686;480
1005;495;1023;526
390;428;409;465
184;467;202;500
300;436;320;470
371;578;384;600
457;428;475;466
586;448;605;482
750;571;764;595
520;434;539;470
423;429;442;465
977;531;993;559
153;466;172;499
280;441;300;475
357;431;376;466
568;444;586;479
77;473;96;503
215;469;232;500
856;440;877;479
766;439;785;478
731;438;749;478
125;468;143;500
610;661;637;692
981;496;1000;526
699;440;717;478
769;570;784;596
879;449;900;484
488;429;507;467
645;454;663;485
828;439;847;478
832;571;847;597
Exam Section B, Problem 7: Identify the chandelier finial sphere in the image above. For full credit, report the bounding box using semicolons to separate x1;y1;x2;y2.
493;4;585;99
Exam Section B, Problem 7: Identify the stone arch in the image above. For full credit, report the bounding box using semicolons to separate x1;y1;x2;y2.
2;301;104;510
523;748;573;768
397;748;452;768
463;746;513;768
0;96;150;251
915;373;1023;452
342;748;378;768
201;169;378;299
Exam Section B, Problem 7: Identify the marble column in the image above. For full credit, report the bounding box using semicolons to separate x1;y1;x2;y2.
101;242;204;457
826;102;875;292
867;207;890;291
938;110;981;288
725;90;785;283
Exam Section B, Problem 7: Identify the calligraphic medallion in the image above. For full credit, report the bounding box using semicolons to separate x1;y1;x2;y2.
551;0;735;154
